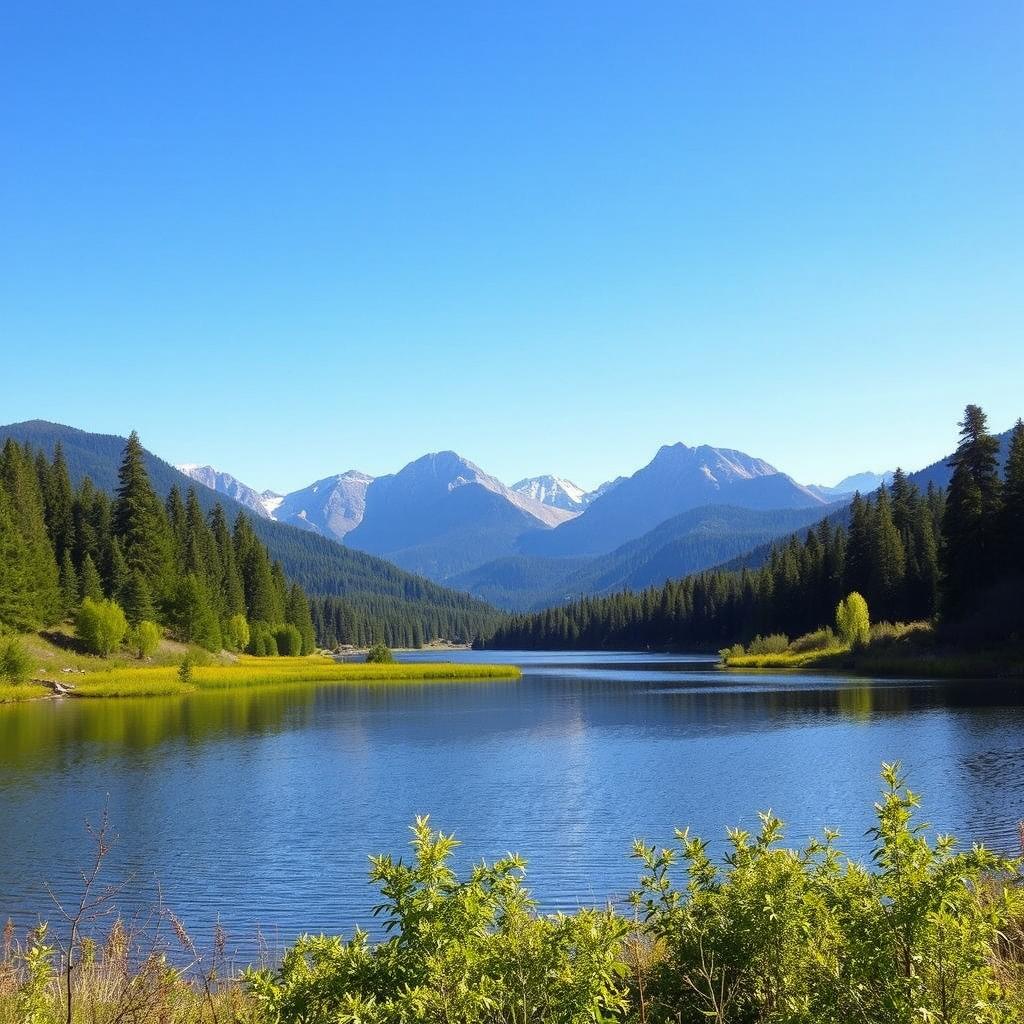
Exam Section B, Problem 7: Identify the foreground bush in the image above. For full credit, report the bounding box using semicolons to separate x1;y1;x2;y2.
245;817;631;1023
246;766;1024;1024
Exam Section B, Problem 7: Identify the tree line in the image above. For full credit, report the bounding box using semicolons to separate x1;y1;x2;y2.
0;432;315;656
481;406;1024;651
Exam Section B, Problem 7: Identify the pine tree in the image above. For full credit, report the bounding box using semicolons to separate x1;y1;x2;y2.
0;488;38;631
1002;419;1024;574
867;485;906;620
0;440;62;625
285;583;316;654
45;442;75;562
120;570;156;627
112;432;174;599
941;405;1002;617
58;548;80;615
81;553;104;602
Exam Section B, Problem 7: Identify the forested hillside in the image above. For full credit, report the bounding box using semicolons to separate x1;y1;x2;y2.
451;503;835;610
483;407;1024;651
0;432;316;655
0;421;502;646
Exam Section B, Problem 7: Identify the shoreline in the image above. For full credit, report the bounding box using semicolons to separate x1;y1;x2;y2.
1;655;520;704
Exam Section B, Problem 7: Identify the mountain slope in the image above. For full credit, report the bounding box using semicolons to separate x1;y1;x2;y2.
345;451;574;579
521;443;826;558
273;471;375;539
908;427;1015;492
451;503;834;609
511;475;589;512
0;421;501;639
177;464;273;518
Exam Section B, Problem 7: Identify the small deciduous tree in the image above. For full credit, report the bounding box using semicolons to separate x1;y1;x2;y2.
129;619;161;659
226;613;250;652
75;597;128;657
835;591;870;647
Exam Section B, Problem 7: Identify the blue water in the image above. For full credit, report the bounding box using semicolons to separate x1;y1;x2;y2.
2;650;1023;960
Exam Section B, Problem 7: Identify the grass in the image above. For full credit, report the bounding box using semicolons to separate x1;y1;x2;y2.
0;681;50;703
0;631;520;703
69;657;520;698
720;620;1024;678
721;648;844;669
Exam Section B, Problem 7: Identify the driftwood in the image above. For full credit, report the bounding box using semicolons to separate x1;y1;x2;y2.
33;677;77;696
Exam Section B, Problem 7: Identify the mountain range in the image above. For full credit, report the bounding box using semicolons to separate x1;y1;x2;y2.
7;417;1009;618
176;442;866;608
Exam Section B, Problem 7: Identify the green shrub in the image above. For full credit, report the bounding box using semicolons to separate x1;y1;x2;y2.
719;642;747;660
247;621;279;657
746;633;790;655
274;623;303;657
245;817;631;1024
178;653;196;684
631;762;1024;1023
868;619;931;646
128;619;161;659
0;636;33;682
789;625;840;653
365;642;395;664
75;597;128;656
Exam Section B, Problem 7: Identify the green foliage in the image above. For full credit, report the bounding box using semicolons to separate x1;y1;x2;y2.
274;623;303;657
178;652;196;684
15;924;54;1024
129;619;161;659
168;574;222;651
119;569;155;627
80;552;104;602
75;597;129;656
0;636;34;682
835;591;871;647
243;770;1024;1024
226;612;250;652
788;625;839;653
366;642;396;663
245;817;631;1024
746;632;790;655
630;763;1024;1023
247;621;279;657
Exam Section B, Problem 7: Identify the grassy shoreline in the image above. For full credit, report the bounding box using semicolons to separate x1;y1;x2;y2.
0;633;520;703
721;641;1024;679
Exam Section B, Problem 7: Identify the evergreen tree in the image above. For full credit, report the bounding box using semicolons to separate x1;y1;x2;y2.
58;548;80;615
120;570;156;627
169;574;222;651
0;440;61;625
81;553;105;602
285;583;316;655
1002;419;1024;574
941;404;1003;618
0;488;38;631
866;486;906;621
112;432;174;599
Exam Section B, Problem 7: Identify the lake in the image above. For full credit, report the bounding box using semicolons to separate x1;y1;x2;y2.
2;650;1024;960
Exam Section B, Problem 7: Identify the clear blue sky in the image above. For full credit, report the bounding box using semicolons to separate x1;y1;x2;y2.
2;2;1021;493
